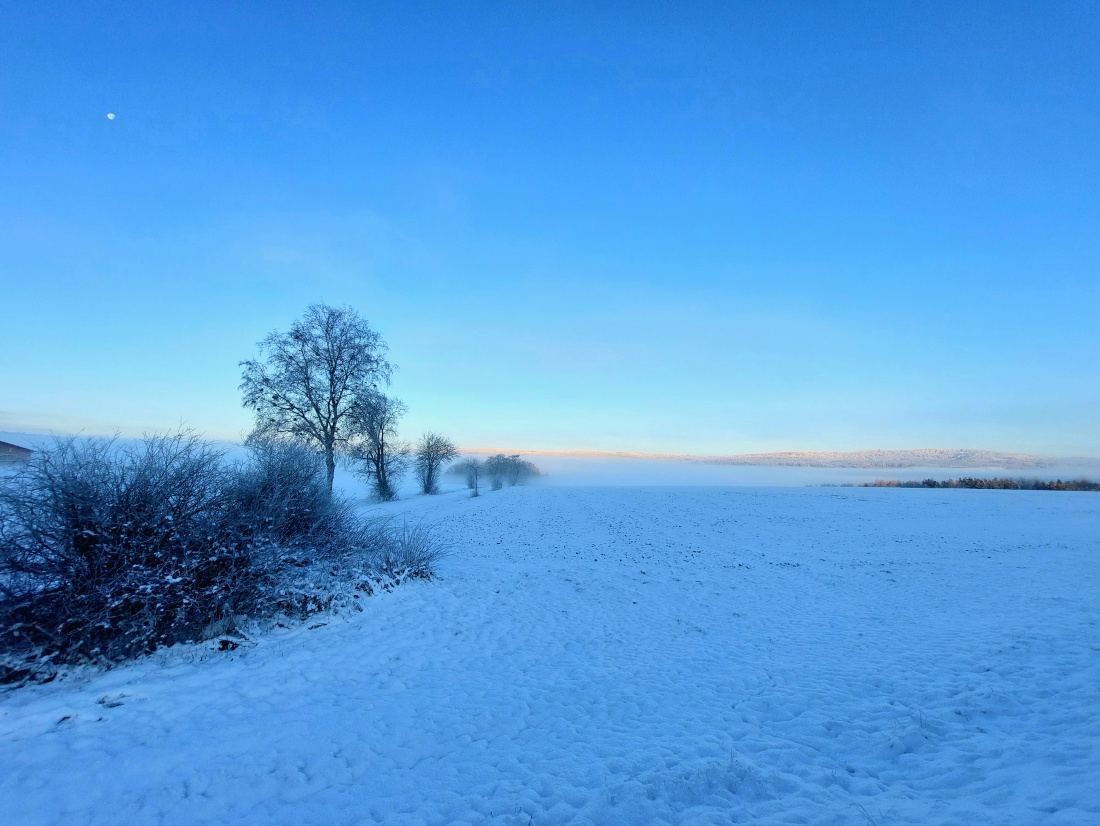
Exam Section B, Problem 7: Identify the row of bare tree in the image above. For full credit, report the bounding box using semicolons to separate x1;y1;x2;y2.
450;454;540;496
239;303;457;501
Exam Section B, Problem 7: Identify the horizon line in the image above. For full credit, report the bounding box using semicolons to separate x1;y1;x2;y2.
456;446;1100;469
4;430;1099;469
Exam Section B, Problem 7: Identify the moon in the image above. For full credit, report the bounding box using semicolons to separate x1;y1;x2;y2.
107;113;115;120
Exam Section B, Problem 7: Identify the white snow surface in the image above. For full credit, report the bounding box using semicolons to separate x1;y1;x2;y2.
2;486;1099;825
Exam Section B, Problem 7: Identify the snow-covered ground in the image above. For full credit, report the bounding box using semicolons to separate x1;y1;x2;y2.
2;486;1098;824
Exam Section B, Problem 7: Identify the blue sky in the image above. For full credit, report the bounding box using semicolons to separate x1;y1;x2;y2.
2;1;1098;455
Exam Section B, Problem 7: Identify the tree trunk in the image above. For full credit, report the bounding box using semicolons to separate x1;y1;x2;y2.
373;460;386;500
324;446;336;494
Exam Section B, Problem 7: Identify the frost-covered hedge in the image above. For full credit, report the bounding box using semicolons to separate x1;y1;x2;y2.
0;433;445;683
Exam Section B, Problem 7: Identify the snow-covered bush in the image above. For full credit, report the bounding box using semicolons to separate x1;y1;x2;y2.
230;435;337;544
373;520;450;582
0;434;243;674
0;433;445;683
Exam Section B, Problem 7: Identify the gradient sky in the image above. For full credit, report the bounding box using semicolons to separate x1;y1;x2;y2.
2;1;1098;455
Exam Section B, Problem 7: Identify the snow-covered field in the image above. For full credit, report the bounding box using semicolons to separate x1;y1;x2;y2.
2;486;1098;825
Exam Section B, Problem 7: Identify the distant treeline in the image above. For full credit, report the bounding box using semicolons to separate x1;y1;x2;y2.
853;477;1100;491
448;453;541;495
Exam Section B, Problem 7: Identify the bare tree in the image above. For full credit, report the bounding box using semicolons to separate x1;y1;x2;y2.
414;433;457;495
483;453;540;489
505;454;540;486
240;304;392;494
484;454;507;490
347;394;410;502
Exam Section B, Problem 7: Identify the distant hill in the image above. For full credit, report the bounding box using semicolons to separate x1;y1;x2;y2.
696;449;1060;469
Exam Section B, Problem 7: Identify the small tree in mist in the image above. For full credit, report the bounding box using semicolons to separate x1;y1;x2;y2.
414;433;457;495
485;454;507;490
507;455;539;485
484;453;540;489
454;457;483;496
240;304;393;494
347;394;410;501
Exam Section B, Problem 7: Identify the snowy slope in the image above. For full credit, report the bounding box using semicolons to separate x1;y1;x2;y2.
2;486;1098;824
